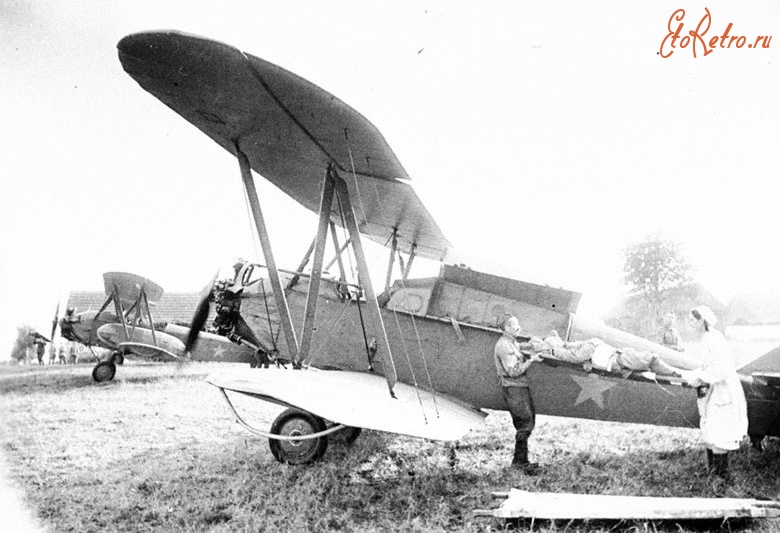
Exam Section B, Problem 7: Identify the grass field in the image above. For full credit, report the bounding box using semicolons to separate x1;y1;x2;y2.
1;362;779;532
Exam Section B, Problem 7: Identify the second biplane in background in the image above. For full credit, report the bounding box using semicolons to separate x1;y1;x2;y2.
117;31;780;464
60;271;254;382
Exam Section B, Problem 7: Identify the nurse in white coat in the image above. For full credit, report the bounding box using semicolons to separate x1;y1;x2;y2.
684;305;748;481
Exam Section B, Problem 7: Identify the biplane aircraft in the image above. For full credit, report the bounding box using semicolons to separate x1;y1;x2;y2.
59;271;253;382
117;31;780;464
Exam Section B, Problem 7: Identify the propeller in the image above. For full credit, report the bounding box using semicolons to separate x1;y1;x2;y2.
50;302;60;342
47;302;61;360
184;271;219;356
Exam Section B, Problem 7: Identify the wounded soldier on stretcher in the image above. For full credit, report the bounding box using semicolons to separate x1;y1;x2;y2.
522;330;682;377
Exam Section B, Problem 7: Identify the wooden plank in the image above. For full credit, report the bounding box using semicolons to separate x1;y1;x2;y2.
476;490;780;520
236;146;299;362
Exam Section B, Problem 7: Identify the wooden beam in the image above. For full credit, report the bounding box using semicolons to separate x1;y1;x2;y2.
402;244;417;281
140;288;157;345
324;228;350;278
476;490;780;520
332;170;397;395
384;231;397;293
235;144;299;361
110;287;129;340
298;169;335;364
286;237;316;289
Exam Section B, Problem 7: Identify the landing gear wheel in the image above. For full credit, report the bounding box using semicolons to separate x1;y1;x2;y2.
113;353;124;366
330;426;362;445
269;408;328;464
92;361;116;382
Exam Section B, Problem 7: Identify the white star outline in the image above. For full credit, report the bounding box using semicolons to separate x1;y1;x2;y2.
570;373;617;409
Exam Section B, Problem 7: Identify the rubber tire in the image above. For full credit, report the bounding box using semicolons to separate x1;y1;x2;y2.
330;426;362;445
113;353;124;365
269;408;328;465
92;361;116;382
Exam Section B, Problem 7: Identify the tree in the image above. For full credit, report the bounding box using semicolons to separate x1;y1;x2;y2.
10;325;36;363
622;234;694;337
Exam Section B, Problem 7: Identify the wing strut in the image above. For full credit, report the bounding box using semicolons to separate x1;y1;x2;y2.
235;143;300;362
140;287;158;346
385;231;398;293
297;167;335;364
286;237;316;289
403;244;417;281
332;168;398;396
110;285;129;339
325;224;350;280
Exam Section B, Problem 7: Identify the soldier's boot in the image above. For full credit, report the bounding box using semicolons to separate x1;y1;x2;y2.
512;438;538;474
713;452;730;482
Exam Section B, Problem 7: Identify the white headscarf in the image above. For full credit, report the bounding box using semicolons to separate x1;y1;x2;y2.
693;305;718;327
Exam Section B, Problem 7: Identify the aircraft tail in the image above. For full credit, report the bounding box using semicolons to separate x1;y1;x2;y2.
738;345;780;375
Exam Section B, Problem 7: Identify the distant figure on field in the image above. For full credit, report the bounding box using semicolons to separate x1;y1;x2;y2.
657;311;683;351
58;344;67;364
68;342;78;365
494;315;543;473
681;305;748;482
35;340;46;365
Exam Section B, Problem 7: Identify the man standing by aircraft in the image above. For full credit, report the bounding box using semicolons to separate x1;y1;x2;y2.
494;315;543;472
657;311;684;351
35;339;46;365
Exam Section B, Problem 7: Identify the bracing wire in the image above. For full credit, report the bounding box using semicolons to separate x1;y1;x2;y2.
396;261;440;417
259;278;278;353
392;308;427;423
343;133;433;409
365;155;391;230
304;296;353;368
409;299;440;416
340;138;403;387
334;191;357;288
344;129;369;226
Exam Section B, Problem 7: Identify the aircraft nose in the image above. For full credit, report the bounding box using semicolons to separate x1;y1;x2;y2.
59;318;73;339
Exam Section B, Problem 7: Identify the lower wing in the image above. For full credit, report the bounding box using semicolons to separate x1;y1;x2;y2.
207;367;486;441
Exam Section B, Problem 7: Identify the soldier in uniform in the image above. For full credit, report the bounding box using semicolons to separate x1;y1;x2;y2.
494;315;543;472
657;311;683;351
35;339;46;365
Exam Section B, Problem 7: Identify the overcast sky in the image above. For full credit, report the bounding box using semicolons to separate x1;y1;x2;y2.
1;1;779;357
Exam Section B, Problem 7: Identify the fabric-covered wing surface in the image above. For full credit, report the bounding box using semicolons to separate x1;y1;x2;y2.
117;31;450;261
103;272;163;305
207;367;486;441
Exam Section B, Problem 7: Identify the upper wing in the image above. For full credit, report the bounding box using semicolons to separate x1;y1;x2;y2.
207;367;486;441
103;272;164;304
118;31;451;261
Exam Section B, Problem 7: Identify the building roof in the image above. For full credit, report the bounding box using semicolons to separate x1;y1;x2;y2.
66;291;215;325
